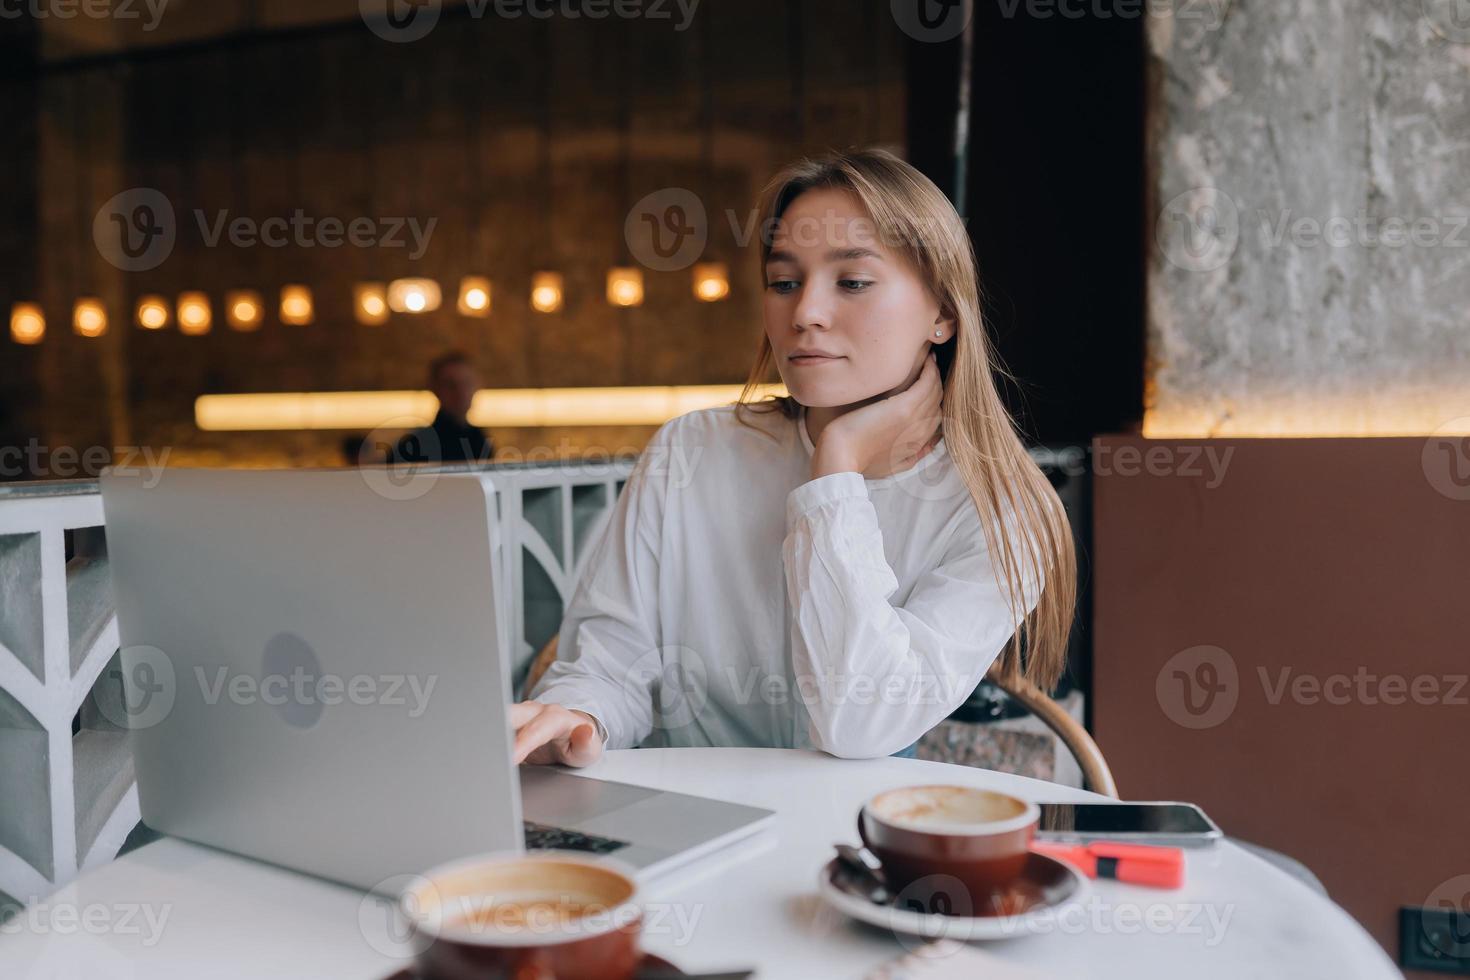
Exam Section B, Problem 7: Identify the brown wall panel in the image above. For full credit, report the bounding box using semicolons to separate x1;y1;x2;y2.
1092;434;1469;972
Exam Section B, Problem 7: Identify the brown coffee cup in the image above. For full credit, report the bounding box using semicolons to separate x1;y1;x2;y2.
858;785;1040;915
399;851;643;980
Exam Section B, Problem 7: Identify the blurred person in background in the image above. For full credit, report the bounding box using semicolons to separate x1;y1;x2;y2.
391;350;494;464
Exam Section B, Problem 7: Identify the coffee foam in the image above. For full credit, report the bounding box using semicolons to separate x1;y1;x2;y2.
409;855;639;944
870;786;1029;829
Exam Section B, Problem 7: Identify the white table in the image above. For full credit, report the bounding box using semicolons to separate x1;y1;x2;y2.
2;748;1397;979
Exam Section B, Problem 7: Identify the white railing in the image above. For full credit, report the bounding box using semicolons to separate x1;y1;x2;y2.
0;459;633;904
0;488;134;906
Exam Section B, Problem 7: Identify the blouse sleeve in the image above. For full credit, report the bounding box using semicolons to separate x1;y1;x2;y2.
781;471;1041;758
527;424;672;750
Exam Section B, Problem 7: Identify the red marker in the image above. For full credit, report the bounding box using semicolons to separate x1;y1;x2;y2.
1030;841;1185;889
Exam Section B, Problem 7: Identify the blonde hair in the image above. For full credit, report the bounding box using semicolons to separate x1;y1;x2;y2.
735;148;1077;691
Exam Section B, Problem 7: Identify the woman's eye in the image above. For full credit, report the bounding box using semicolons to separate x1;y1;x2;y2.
765;279;798;294
839;279;874;292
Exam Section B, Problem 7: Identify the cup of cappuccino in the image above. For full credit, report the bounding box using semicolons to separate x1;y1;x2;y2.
398;851;643;980
858;785;1040;911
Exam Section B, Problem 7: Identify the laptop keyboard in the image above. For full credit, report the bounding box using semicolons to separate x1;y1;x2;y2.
522;820;630;854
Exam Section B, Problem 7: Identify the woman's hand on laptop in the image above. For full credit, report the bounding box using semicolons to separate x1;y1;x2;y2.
510;701;605;767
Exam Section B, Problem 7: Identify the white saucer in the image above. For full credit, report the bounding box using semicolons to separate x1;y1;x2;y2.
817;851;1089;942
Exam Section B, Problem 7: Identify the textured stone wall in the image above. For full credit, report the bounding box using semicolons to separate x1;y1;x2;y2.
1146;2;1470;437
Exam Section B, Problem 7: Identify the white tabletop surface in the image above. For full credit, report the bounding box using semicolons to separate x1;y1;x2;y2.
1;748;1397;979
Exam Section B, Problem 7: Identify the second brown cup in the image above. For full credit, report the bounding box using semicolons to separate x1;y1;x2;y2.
858;784;1040;915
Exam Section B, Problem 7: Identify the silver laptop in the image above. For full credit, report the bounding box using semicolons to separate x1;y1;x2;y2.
99;467;773;891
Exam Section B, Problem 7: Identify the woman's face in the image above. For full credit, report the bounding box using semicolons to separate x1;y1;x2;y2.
762;187;951;408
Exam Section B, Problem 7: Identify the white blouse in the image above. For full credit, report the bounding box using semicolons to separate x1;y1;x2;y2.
529;403;1039;759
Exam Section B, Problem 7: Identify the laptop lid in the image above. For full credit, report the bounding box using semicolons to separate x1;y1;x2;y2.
101;467;521;890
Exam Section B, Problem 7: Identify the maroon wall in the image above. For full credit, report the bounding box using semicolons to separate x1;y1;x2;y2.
1092;434;1468;973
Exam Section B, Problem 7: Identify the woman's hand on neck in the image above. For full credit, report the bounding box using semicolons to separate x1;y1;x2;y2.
807;351;944;482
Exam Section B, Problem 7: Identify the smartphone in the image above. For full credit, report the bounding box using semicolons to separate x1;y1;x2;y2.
1035;801;1223;847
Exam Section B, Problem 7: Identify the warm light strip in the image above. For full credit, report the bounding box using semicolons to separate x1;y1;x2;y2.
1145;393;1470;438
196;384;788;431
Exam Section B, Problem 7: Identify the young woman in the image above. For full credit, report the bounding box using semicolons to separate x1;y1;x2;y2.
512;148;1075;766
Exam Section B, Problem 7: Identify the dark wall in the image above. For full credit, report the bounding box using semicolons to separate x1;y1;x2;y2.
905;8;1145;700
0;18;41;453
909;5;1145;445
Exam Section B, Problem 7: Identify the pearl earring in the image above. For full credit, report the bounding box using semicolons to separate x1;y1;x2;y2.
934;330;943;338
